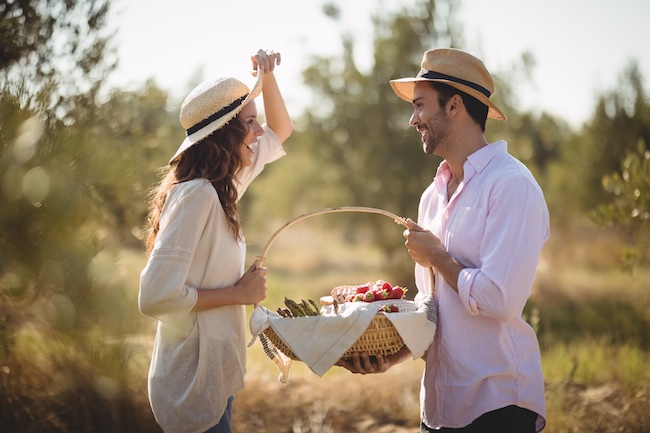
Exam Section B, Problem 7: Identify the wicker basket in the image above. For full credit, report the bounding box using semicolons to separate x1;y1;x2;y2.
263;313;405;360
257;206;435;361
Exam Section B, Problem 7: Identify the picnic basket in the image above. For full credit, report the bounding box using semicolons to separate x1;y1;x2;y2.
256;206;435;361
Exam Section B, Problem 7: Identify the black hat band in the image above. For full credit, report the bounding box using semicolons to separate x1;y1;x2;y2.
186;94;248;136
420;71;491;98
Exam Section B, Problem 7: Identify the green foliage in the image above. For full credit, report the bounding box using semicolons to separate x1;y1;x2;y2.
0;0;115;123
0;0;179;362
550;62;650;217
570;61;650;269
482;53;572;196
594;143;650;268
0;79;179;343
0;96;103;335
532;293;650;351
0;78;176;430
587;63;650;202
542;341;650;389
78;81;183;243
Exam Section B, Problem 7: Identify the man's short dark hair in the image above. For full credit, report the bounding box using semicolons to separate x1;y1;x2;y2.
430;82;489;131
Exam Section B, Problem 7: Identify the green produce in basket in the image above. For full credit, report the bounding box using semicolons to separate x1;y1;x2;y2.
276;297;321;317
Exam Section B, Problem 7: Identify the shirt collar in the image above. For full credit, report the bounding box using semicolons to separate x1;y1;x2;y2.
435;159;452;181
465;140;508;174
434;140;508;186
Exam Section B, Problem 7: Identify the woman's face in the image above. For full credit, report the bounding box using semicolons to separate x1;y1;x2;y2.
238;101;265;166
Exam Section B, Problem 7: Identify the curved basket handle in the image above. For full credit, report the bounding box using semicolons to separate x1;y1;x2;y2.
257;206;406;263
254;206;435;306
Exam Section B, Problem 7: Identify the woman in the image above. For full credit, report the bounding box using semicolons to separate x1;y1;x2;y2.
139;49;293;433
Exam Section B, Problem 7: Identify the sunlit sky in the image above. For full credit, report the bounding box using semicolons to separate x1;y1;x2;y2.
107;0;650;129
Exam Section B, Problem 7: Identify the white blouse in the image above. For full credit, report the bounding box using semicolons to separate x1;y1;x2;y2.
139;126;285;433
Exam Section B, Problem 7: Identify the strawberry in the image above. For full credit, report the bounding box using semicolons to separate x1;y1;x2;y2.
362;291;375;302
388;286;407;299
352;293;364;302
355;284;371;294
380;282;393;294
345;293;362;302
380;304;399;313
373;289;389;300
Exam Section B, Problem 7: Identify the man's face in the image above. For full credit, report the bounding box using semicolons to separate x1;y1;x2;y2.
409;82;451;156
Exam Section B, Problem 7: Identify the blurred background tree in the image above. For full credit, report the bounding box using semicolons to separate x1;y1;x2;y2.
595;142;650;270
0;1;185;429
546;62;650;221
591;64;650;270
543;61;650;269
0;3;181;429
1;0;113;348
0;0;116;123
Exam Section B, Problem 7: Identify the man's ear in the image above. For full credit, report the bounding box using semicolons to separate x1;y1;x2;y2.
447;93;463;117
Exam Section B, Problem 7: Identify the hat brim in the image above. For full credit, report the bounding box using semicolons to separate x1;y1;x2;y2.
390;77;507;121
169;74;264;164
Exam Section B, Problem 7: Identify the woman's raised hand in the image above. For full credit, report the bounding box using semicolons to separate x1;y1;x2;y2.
251;49;282;76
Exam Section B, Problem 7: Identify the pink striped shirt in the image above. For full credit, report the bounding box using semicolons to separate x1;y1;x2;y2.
414;140;549;431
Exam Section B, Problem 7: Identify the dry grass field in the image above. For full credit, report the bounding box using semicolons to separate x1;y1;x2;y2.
2;223;649;432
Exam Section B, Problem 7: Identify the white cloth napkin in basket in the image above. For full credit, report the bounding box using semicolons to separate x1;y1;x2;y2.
248;296;437;382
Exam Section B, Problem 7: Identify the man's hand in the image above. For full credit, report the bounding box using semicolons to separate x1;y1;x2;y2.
403;218;443;269
335;346;411;374
403;218;463;293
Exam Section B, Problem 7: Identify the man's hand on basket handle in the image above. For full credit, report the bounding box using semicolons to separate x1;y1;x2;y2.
403;218;461;293
402;218;442;269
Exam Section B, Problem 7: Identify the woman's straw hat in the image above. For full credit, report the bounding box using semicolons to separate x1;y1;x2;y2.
170;74;263;164
390;48;506;120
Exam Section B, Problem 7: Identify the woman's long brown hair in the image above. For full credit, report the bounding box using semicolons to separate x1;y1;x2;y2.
145;117;247;254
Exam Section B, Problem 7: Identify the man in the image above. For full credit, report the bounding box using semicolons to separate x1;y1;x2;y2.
337;48;549;432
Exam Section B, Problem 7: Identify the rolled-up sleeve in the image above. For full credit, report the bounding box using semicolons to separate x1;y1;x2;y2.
456;178;549;322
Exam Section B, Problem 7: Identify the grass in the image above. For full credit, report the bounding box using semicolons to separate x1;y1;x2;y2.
2;224;650;432
542;341;650;390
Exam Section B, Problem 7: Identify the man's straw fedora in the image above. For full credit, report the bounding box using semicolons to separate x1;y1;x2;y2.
170;74;263;164
390;48;506;120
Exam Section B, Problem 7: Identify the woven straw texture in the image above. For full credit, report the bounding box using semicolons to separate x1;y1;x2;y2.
263;314;405;360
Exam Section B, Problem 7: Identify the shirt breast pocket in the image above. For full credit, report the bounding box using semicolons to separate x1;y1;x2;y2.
447;206;486;266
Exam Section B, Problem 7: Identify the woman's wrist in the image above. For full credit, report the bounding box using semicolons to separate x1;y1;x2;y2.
193;286;240;312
